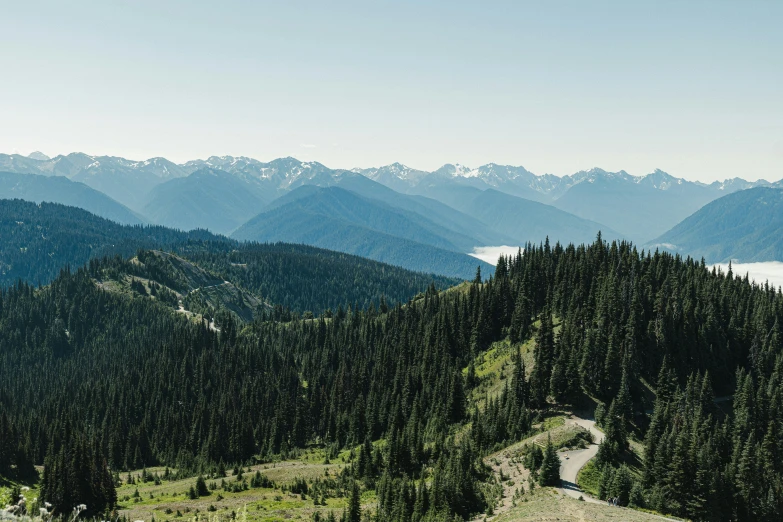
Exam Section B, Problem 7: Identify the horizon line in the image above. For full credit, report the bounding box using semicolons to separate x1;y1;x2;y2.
4;149;779;185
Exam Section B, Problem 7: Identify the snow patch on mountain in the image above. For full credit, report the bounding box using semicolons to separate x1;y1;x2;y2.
2;151;781;205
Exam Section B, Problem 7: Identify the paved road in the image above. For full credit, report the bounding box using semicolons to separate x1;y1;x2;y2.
556;418;682;521
558;417;605;503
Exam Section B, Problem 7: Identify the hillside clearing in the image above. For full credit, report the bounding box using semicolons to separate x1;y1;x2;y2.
495;488;682;522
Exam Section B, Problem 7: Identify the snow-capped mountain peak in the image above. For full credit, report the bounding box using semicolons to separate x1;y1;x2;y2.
3;150;779;211
637;169;683;190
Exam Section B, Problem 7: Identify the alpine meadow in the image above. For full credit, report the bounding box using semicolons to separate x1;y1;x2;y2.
2;2;783;522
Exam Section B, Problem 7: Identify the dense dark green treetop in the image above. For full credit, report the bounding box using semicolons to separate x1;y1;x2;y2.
1;234;783;520
0;199;219;286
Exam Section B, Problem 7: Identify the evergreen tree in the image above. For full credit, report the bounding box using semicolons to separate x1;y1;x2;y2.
196;475;209;497
530;310;555;407
346;482;361;522
538;435;560;487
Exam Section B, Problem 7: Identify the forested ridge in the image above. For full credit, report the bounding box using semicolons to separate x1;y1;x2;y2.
0;199;458;315
168;243;459;314
0;199;219;287
1;235;783;520
651;186;783;263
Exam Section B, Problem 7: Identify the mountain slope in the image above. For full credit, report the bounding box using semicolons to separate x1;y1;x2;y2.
649;187;783;263
69;156;190;210
330;173;518;246
0;199;218;286
27;151;51;161
254;186;481;252
0;153;189;211
93;250;267;323
552;169;720;243
96;244;460;320
407;175;488;208
358;162;551;201
142;168;268;234
183;156;342;194
233;209;490;279
232;188;491;279
4;151;781;247
0;171;144;224
468;189;622;245
360;162;782;243
433;163;550;201
359;161;771;201
181;242;459;313
408;178;620;246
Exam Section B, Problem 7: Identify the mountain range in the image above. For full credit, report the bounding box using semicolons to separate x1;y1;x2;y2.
142;168;270;234
232;185;494;278
358;163;781;242
2;150;782;275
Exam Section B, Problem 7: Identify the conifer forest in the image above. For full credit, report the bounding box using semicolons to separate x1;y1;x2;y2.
2;231;783;521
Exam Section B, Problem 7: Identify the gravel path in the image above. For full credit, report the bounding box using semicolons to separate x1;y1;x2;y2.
558;417;604;503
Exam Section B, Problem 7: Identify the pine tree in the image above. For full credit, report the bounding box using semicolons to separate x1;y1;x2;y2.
531;310;555;407
346;481;361;522
509;291;530;343
196;475;209;497
538;435;560;487
614;365;633;422
446;372;466;424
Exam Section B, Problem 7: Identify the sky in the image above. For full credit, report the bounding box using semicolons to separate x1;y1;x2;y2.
1;1;781;182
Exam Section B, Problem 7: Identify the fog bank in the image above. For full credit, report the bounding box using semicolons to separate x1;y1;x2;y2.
468;246;523;265
710;261;783;290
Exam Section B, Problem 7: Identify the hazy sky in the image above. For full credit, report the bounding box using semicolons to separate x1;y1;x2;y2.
2;1;781;181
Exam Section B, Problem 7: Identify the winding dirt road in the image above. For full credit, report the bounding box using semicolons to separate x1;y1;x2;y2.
558;417;605;503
